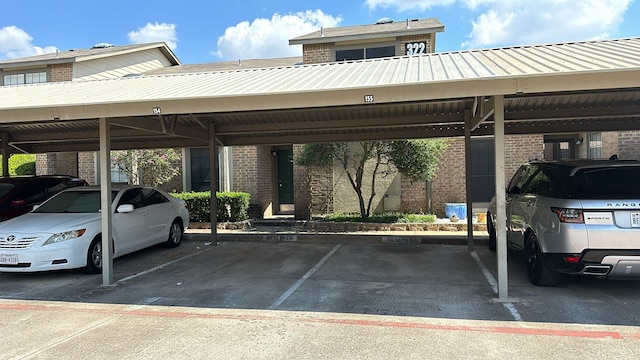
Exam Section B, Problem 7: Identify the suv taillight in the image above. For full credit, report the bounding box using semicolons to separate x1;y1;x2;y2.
551;208;584;223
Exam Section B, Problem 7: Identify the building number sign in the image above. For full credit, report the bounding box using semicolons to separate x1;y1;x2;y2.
364;95;374;103
405;41;427;55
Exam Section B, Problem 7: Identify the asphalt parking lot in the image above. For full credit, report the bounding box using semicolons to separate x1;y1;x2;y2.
1;234;639;325
2;234;640;359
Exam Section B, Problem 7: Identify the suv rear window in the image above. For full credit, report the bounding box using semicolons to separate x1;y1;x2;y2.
573;166;640;199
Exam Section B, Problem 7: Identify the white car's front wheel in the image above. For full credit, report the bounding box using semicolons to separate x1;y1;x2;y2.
85;236;102;274
165;220;183;248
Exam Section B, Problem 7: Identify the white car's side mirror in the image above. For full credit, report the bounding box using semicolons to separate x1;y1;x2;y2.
116;204;134;213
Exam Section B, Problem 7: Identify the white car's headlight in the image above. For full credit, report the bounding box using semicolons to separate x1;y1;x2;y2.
43;229;87;245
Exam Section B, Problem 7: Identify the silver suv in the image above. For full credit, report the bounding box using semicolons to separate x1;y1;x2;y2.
487;159;640;286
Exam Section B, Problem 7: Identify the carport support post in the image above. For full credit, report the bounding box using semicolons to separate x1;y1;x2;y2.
99;117;114;285
493;95;508;300
464;109;474;251
208;122;218;245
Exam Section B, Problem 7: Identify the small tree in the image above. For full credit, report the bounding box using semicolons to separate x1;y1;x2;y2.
385;139;450;182
0;154;36;175
297;139;449;219
111;149;180;187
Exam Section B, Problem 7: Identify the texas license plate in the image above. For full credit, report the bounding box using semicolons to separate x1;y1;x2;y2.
632;212;640;228
0;253;18;265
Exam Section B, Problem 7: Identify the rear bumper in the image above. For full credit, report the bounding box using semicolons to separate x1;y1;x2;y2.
544;250;640;277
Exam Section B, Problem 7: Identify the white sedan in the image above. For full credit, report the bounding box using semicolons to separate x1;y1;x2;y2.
0;185;189;273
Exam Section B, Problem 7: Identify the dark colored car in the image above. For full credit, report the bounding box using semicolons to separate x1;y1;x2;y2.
0;175;88;221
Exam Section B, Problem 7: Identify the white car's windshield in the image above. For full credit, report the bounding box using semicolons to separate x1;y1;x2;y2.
33;190;117;213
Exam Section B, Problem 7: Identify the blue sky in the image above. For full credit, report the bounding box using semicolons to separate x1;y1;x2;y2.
1;0;638;64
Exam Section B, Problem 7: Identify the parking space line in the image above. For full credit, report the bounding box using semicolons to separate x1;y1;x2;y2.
117;248;212;283
470;251;523;322
269;244;342;310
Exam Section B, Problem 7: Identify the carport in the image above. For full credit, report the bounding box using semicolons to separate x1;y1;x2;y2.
1;37;639;299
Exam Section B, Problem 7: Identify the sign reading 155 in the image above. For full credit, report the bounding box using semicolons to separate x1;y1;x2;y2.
405;41;427;55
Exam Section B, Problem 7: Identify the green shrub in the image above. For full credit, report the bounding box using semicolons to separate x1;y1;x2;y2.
320;212;437;224
15;161;36;175
0;154;36;175
397;213;437;223
171;191;251;223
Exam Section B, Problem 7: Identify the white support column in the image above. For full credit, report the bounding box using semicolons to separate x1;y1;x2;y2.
209;122;218;245
99;117;114;285
464;109;474;251
493;95;508;300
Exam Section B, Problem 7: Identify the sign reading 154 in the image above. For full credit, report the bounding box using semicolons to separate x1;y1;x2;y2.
405;41;427;55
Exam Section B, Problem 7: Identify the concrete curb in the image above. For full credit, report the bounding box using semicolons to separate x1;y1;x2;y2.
186;229;489;246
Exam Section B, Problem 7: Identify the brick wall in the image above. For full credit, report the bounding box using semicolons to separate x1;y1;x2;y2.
430;135;544;218
616;131;640;159
302;44;331;64
233;145;274;218
35;152;79;176
293;144;334;219
504;134;545;181
400;177;428;213
49;63;73;81
399;34;433;54
78;152;96;184
293;144;310;219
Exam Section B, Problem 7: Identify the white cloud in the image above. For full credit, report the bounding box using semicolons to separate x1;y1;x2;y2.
0;26;57;60
128;22;178;50
462;0;633;48
365;0;457;11
363;0;632;49
214;10;342;60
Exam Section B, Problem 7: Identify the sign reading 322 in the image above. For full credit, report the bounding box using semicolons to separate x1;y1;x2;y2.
405;41;428;55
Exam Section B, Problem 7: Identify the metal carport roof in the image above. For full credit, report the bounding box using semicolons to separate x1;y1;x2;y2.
0;37;638;153
0;37;639;298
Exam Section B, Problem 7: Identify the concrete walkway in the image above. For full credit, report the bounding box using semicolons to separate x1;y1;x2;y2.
3;299;639;359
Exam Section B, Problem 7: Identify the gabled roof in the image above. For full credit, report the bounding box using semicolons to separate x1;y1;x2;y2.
290;18;444;45
146;56;302;75
0;42;180;69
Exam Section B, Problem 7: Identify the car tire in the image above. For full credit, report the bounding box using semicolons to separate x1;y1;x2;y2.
85;236;103;274
487;212;496;252
165;219;183;248
524;233;560;287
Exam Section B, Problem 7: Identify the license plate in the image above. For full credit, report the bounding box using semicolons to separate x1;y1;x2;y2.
632;212;640;228
0;253;18;265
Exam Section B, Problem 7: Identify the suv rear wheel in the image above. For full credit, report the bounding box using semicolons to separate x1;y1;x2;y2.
524;232;560;286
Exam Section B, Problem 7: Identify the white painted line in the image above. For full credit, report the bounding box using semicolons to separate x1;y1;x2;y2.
503;302;523;322
269;244;342;310
117;247;211;283
470;251;522;322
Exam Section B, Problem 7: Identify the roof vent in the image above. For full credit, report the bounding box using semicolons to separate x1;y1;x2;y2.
375;18;394;25
92;42;115;49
